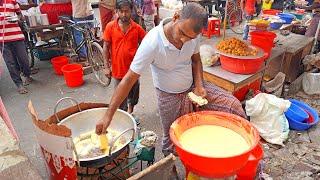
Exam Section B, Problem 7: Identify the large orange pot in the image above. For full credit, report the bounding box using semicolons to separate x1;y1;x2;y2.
169;111;261;178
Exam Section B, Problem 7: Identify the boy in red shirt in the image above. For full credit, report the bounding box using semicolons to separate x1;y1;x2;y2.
241;0;261;40
103;0;146;113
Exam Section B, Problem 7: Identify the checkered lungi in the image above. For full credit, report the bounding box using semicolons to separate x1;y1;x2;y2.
155;81;246;156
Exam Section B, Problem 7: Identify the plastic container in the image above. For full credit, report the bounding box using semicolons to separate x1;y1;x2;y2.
290;99;319;126
170;111;261;178
262;9;281;15
51;56;69;75
270;22;283;30
284;103;309;122
278;13;295;24
291;13;303;20
285;99;319;131
61;64;84;87
220;53;268;74
250;31;277;57
237;144;264;180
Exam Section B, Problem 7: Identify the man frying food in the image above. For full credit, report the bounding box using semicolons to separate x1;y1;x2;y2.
96;2;246;156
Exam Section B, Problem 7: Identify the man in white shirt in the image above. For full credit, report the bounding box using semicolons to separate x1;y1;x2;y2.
96;2;246;155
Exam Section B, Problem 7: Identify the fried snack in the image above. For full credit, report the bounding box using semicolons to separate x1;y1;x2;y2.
99;134;109;150
188;92;208;106
216;38;258;56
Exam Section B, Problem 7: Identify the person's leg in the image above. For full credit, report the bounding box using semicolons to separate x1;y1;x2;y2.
73;14;94;59
143;14;155;32
155;88;193;156
1;42;27;93
202;81;246;118
99;5;114;33
113;78;128;111
14;40;32;83
243;15;253;40
127;79;140;114
305;15;320;38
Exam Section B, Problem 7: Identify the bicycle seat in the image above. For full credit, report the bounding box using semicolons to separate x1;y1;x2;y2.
59;15;72;22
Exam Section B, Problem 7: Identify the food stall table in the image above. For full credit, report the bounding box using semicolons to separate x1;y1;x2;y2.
203;65;264;101
275;32;314;82
264;47;286;79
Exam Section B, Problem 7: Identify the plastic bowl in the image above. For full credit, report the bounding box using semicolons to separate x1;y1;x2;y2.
278;13;295;24
170;111;261;178
290;99;319;126
270;22;283;30
263;9;281;15
285;103;309;122
220;53;268;74
285;99;319;131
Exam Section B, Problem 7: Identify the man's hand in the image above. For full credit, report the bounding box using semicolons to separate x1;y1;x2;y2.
193;85;207;98
104;67;111;78
96;117;111;135
136;8;142;17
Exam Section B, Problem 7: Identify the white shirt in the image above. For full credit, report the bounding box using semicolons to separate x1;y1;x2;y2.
130;18;200;93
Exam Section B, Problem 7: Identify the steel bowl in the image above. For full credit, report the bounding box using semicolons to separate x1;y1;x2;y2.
55;98;137;167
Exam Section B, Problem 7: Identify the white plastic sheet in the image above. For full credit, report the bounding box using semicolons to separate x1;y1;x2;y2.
245;93;291;146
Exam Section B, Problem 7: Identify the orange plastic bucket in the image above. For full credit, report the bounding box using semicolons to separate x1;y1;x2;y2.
51;56;69;75
61;64;84;87
236;143;264;179
170;111;261;178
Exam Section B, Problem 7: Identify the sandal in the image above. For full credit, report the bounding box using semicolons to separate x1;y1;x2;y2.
17;85;28;94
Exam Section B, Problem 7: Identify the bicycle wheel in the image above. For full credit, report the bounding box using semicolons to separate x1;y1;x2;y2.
89;41;111;87
228;10;245;35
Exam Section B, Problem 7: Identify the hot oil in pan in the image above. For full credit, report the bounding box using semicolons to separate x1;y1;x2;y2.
73;130;126;159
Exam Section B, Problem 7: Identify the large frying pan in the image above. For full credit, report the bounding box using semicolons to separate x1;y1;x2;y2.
55;97;137;168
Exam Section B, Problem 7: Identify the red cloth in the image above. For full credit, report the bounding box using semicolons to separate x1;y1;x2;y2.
40;3;72;24
245;0;255;15
0;0;25;43
103;18;146;79
99;4;114;33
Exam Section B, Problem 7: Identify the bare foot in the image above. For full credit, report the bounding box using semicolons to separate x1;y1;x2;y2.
17;85;28;94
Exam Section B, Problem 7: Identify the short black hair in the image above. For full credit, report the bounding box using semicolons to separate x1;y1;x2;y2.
180;3;208;33
116;0;133;9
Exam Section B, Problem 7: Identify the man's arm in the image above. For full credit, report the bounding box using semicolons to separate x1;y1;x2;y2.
191;53;204;89
96;70;140;134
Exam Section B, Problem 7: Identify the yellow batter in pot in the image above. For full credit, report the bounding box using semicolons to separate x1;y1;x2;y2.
179;125;250;157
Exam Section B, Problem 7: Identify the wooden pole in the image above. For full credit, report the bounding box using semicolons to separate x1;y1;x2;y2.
223;0;229;40
312;20;320;53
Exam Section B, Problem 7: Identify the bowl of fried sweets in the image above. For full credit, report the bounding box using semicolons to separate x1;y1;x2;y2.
216;38;268;74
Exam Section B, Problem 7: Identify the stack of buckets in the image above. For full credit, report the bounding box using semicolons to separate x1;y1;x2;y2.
250;31;277;58
51;56;84;87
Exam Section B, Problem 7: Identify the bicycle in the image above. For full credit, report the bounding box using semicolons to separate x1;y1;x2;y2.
59;16;111;87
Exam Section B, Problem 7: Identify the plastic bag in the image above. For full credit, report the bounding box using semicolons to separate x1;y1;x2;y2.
200;44;218;66
245;93;291;146
303;72;320;95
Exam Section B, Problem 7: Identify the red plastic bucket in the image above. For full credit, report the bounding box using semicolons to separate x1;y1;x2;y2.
250;31;277;58
51;56;69;75
236;143;264;179
220;53;268;74
61;64;84;87
170;111;261;178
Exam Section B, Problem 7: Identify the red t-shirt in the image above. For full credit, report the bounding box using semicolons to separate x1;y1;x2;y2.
245;0;255;16
103;19;146;79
